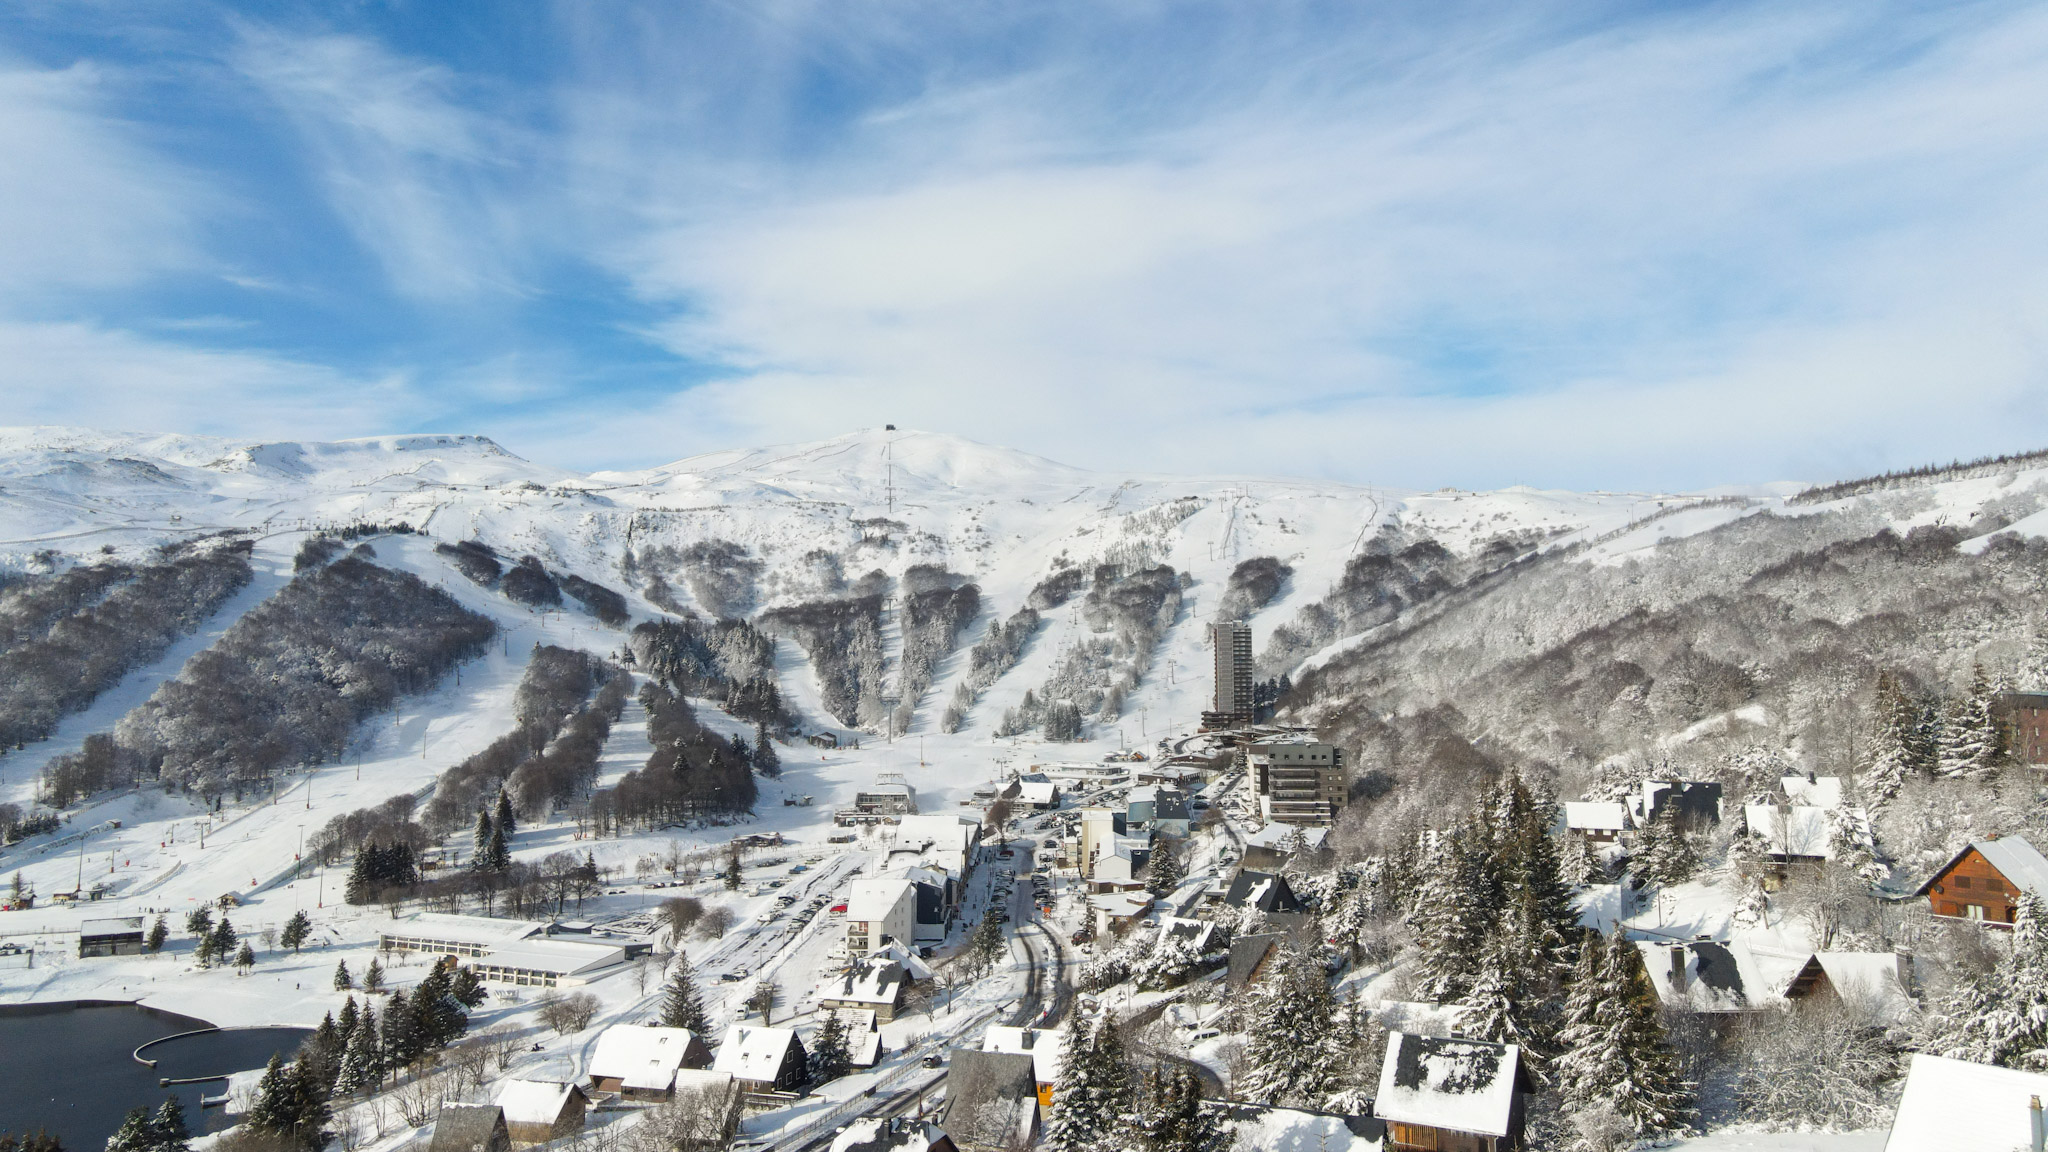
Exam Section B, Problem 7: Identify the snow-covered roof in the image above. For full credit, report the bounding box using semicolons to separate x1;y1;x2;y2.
1780;774;1844;809
1128;785;1159;805
893;813;979;851
589;1025;704;1091
1886;1052;2048;1151
79;916;145;936
1916;836;2048;900
1635;939;1768;1013
381;912;544;949
1243;822;1330;850
830;1118;951;1152
495;1079;582;1126
473;939;626;977
868;941;936;981
1561;802;1629;832
713;1026;800;1082
1743;804;1834;858
846;877;916;923
820;959;904;1007
1158;916;1218;953
1787;952;1914;1021
982;1025;1066;1085
1014;780;1058;805
1374;1031;1521;1138
1088;891;1152;918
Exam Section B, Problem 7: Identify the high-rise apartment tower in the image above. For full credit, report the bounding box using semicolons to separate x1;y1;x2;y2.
1205;620;1254;730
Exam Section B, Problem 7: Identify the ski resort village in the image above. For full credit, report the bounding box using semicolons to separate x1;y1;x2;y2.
9;426;2048;1152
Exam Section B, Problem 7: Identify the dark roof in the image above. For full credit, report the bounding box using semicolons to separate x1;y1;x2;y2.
429;1105;507;1152
1222;870;1303;914
1227;932;1284;988
941;1049;1038;1122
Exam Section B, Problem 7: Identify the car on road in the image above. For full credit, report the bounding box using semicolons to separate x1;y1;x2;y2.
1188;1029;1221;1044
921;1054;944;1068
830;902;847;913
756;911;776;923
1042;839;1058;848
719;971;747;983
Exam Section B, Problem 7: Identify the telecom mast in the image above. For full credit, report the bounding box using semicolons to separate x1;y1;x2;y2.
884;424;896;514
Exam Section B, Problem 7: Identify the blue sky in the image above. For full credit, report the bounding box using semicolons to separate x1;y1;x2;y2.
3;1;2046;490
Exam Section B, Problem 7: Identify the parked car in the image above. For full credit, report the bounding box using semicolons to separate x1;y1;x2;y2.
830;903;848;914
921;1054;944;1069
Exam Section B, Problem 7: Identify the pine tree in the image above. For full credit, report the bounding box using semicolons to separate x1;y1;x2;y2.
484;823;510;873
1554;932;1692;1138
144;915;167;954
106;1108;154;1152
471;807;494;869
1635;806;1697;888
210;917;237;961
1459;916;1538;1051
313;1013;340;1061
1136;1065;1221;1152
1860;671;1915;805
381;988;417;1070
184;907;213;938
1239;945;1345;1107
151;1098;190;1152
333;959;352;991
1046;1016;1134;1152
969;913;1006;977
753;722;780;777
335;1004;380;1094
1145;840;1185;897
413;959;467;1050
344;847;375;905
288;1051;332;1147
1937;664;2005;778
281;910;311;954
249;1053;293;1134
337;996;359;1040
363;956;383;992
660;953;709;1032
1406;826;1485;1002
450;965;486;1008
495;790;517;838
235;942;256;973
810;1011;851;1083
1928;891;2048;1067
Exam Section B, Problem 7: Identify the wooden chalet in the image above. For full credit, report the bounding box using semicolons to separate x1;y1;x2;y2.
940;1049;1040;1152
1375;1032;1528;1152
1914;835;2048;926
429;1104;511;1152
587;1024;712;1099
494;1080;587;1145
713;1025;809;1095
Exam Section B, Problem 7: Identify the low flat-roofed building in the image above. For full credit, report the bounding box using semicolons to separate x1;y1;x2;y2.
468;939;627;988
379;913;544;957
78;916;146;957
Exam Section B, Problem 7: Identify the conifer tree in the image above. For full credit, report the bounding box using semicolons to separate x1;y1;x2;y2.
1459;915;1539;1052
333;959;352;990
184;907;213;938
1635;807;1697;888
1554;932;1692;1138
810;1011;851;1083
1860;671;1915;804
381;988;417;1070
335;1004;380;1094
1406;827;1484;1002
363;956;383;992
145;915;167;954
660;953;709;1032
484;822;510;873
313;1013;340;1061
210;916;237;960
1239;945;1345;1107
1136;1065;1221;1152
471;807;494;868
753;722;780;777
1928;891;2048;1067
281;910;311;954
1145;840;1185;897
1937;664;2005;779
337;996;359;1040
495;790;517;838
450;965;486;1008
249;1053;293;1134
287;1051;332;1147
1046;1015;1135;1152
235;942;256;973
106;1108;155;1152
151;1098;190;1152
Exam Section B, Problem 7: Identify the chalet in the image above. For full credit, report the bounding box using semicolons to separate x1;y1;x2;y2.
1000;775;1060;811
817;957;908;1022
1914;835;2048;926
1777;774;1846;810
1227;932;1286;990
78;916;146;957
495;1080;587;1145
1742;803;1836;873
846;877;918;952
1242;822;1329;868
1223;869;1308;930
830;1118;958;1152
587;1024;712;1099
940;1049;1040;1151
1634;939;1768;1015
1782;952;1914;1022
1993;691;2048;766
1631;780;1724;828
828;1008;885;1067
1157;916;1220;955
429;1104;510;1152
1560;802;1631;846
808;733;840;749
981;1025;1066;1107
713;1025;808;1095
1886;1052;2048;1151
1375;1032;1527;1152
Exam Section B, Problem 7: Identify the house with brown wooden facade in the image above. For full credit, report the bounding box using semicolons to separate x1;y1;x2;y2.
1374;1031;1528;1152
1913;835;2048;926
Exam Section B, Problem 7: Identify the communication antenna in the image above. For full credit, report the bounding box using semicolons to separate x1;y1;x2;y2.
884;424;897;515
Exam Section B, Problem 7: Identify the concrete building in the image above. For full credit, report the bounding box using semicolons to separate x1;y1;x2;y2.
467;939;628;988
1204;620;1254;730
1995;691;2048;766
378;913;546;957
78;916;146;957
846;877;918;952
1246;738;1346;826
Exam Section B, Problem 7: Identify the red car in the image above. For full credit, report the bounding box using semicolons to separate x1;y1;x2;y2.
830;902;847;914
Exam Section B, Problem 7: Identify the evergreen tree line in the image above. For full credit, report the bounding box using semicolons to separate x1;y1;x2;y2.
892;566;980;735
503;676;629;821
756;592;887;729
104;1099;190;1152
1788;446;2048;505
419;646;615;835
588;682;758;833
102;556;495;798
310;794;428;868
1859;664;2011;803
0;803;60;844
1046;1013;1225;1152
1215;556;1293;623
947;567;1097;733
629;616;787;730
1007;563;1183;738
11;543;253;804
344;841;422;905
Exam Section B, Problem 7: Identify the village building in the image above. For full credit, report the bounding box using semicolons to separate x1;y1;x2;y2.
827;1008;885;1067
1994;691;2048;766
1560;802;1631;846
1089;841;1152;892
1782;952;1915;1022
1634;939;1769;1015
1125;786;1191;836
1742;803;1836;873
379;912;546;957
1206;620;1255;731
941;1049;1040;1152
1630;780;1724;829
980;1026;1066;1107
1375;1032;1528;1152
713;1025;809;1095
1914;835;2048;925
893;813;984;878
1246;738;1347;826
1886;1052;2048;1151
1241;821;1329;868
1157;916;1220;954
587;1024;713;1099
829;1118;958;1152
807;732;839;749
846;876;918;953
429;1104;511;1152
495;1080;587;1145
1222;869;1308;929
78;915;146;957
1000;775;1060;811
1227;932;1286;990
1087;890;1153;936
466;938;628;987
817;956;909;1021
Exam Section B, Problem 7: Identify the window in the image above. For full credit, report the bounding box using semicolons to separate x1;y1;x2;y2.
1968;904;1987;921
1955;876;1972;889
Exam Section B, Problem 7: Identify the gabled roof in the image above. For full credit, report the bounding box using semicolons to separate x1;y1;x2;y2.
1374;1031;1521;1138
942;1049;1039;1134
589;1025;705;1091
847;877;917;922
981;1026;1066;1085
1742;804;1834;859
1222;869;1303;914
830;1118;954;1152
495;1080;584;1126
1779;774;1844;810
821;959;905;1007
1634;940;1768;1013
1785;952;1913;1022
1243;823;1329;851
868;941;937;981
1887;1053;2048;1151
1227;932;1284;988
429;1104;506;1152
1914;836;2048;899
1561;802;1629;833
1158;916;1218;954
714;1026;801;1082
